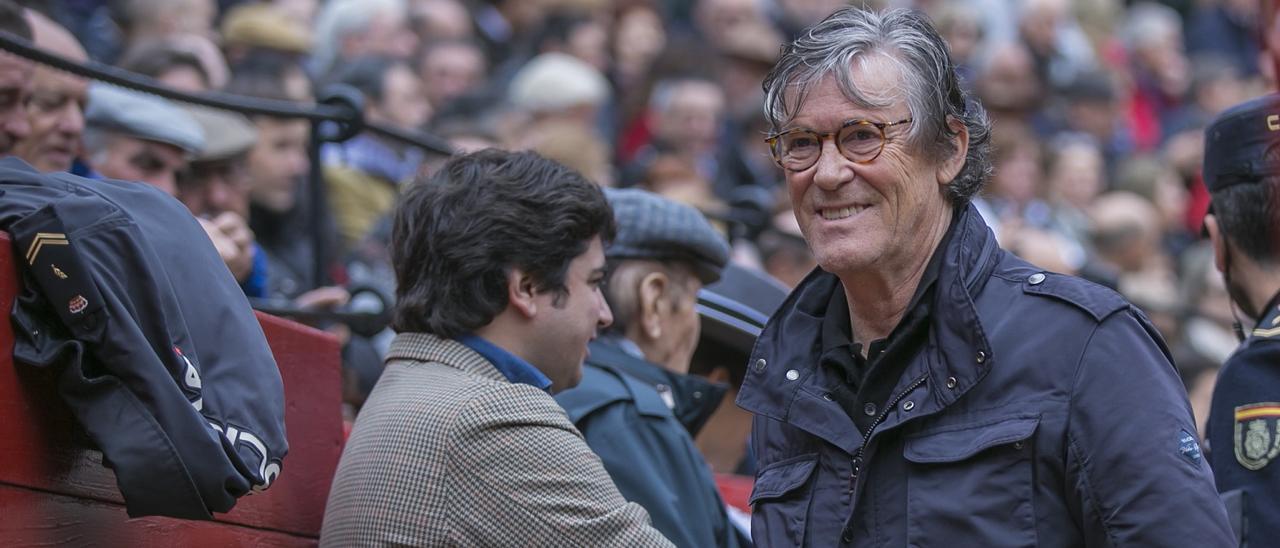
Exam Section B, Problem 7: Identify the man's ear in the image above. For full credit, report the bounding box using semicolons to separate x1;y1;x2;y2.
507;268;539;319
638;271;669;341
1205;214;1227;274
936;117;970;186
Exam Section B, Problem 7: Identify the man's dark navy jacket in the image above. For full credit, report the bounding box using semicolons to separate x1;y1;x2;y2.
738;204;1234;546
0;158;287;520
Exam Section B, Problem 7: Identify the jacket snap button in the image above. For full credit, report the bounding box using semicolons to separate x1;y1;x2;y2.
976;351;986;364
902;400;915;412
946;376;958;389
753;358;767;372
1028;272;1046;285
785;369;799;381
863;403;877;416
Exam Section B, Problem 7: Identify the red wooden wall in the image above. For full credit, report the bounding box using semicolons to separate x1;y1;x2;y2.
0;233;344;546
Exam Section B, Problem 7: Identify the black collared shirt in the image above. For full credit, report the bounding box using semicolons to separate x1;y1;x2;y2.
819;213;957;433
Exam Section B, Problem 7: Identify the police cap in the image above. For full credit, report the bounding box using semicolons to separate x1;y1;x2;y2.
1204;92;1280;194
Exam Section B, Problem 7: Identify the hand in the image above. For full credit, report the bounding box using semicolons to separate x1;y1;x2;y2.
294;285;350;311
210;212;255;280
198;216;252;281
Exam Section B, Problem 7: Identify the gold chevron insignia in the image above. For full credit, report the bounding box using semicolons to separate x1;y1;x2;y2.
25;232;68;265
1255;326;1280;339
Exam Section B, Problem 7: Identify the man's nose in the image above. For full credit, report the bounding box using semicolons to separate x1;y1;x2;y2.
60;104;84;134
597;294;613;329
812;137;852;191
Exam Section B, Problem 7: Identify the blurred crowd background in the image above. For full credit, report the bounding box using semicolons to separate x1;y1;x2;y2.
9;0;1269;438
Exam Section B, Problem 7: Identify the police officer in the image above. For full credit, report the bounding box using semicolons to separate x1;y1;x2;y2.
1203;92;1280;546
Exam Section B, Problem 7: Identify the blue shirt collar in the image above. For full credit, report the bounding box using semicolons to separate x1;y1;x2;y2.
457;334;552;391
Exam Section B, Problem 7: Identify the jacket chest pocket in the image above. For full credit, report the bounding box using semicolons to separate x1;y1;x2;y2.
749;455;817;547
904;416;1039;548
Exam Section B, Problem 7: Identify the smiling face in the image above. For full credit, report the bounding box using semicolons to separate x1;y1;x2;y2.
527;237;613;393
783;57;955;279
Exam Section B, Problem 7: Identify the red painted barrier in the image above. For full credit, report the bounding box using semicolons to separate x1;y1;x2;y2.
0;233;344;545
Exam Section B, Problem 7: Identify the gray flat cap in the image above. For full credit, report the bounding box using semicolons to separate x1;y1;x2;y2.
86;83;205;153
605;188;730;284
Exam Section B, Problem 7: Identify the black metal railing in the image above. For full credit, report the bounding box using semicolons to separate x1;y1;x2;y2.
0;31;454;292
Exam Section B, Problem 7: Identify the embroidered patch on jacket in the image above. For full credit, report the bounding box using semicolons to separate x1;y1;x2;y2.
1178;429;1202;464
1234;403;1280;470
68;294;88;314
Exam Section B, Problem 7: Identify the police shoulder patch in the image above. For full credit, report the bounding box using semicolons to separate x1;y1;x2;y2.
1178;429;1203;464
1234;402;1280;470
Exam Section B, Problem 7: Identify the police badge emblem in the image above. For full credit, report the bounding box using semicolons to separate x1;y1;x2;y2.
68;294;88;315
1234;403;1280;470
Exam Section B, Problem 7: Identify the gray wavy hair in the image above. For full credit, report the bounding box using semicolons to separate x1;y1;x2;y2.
763;7;992;205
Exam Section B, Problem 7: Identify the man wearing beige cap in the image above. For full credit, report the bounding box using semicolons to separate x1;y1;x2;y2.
220;2;311;64
178;106;260;291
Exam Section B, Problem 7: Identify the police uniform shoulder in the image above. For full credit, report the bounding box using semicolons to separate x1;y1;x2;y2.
1251;307;1280;341
1020;270;1129;322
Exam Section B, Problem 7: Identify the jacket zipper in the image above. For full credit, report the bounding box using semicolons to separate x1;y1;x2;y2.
848;374;928;494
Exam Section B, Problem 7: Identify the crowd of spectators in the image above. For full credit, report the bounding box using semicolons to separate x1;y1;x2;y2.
5;0;1266;434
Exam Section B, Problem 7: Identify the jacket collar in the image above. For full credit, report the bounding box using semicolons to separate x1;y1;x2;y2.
737;204;1002;426
1250;289;1280;339
457;334;552;390
591;337;729;436
385;331;508;384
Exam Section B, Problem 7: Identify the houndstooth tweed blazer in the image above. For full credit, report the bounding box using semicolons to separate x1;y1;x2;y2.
320;332;673;547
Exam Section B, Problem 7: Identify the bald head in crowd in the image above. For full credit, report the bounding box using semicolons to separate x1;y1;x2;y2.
12;11;87;172
0;1;32;155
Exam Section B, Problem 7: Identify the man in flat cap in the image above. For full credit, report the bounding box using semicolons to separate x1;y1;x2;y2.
177;106;261;293
555;188;747;548
81;82;204;196
1202;92;1280;546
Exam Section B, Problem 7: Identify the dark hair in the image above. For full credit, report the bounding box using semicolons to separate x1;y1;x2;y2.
226;49;309;102
117;41;209;86
324;54;404;103
391;149;616;337
0;0;31;40
533;9;596;53
1213;178;1280;265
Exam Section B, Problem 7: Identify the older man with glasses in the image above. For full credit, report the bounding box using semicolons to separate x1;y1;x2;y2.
737;7;1235;547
